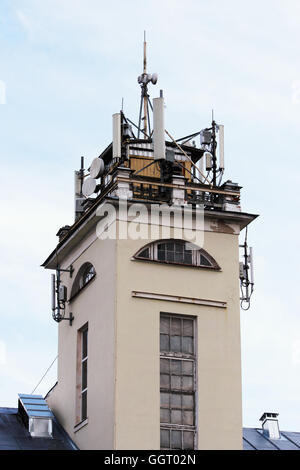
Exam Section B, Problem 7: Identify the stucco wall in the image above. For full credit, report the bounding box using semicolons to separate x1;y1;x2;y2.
46;237;117;450
46;214;243;450
114;229;242;450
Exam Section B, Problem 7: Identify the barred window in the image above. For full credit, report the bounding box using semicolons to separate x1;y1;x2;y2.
134;239;219;269
160;314;196;450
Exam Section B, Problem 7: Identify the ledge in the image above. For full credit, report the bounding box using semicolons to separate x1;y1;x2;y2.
131;291;227;308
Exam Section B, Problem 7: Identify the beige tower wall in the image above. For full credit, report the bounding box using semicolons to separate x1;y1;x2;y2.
45;210;244;450
46;237;117;450
114;228;242;450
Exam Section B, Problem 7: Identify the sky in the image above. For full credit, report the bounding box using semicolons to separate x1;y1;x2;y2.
0;0;300;433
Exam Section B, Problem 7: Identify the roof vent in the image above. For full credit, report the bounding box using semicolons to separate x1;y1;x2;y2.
259;412;280;440
18;394;53;438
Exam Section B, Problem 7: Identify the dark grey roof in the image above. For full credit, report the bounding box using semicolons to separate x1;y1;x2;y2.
0;407;77;450
1;406;299;450
243;427;300;450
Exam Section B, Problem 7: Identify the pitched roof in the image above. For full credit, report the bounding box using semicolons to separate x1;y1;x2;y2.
1;406;299;450
243;427;300;450
0;408;77;450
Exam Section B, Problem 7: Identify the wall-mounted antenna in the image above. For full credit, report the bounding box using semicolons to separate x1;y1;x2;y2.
51;266;74;325
137;32;158;138
239;228;254;310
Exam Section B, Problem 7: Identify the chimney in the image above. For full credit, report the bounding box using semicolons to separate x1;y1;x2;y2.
259;412;280;439
56;225;71;242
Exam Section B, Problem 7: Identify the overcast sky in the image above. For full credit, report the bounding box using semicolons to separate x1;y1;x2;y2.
1;0;300;433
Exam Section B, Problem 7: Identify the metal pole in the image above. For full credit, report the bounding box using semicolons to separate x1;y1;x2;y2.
212;120;217;187
51;274;56;312
80;156;84;196
164;129;210;185
243;242;249;301
137;89;143;138
146;89;151;137
143;32;147;137
55;267;61;321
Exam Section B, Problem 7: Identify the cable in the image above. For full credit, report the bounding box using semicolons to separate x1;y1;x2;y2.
165;129;211;185
218;169;224;186
31;355;58;394
174;159;203;184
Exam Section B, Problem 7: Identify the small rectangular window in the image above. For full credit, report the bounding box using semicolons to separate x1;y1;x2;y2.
76;323;88;424
81;325;88;421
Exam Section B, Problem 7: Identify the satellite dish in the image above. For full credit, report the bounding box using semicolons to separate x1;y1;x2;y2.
89;157;105;179
82;177;97;197
151;73;158;85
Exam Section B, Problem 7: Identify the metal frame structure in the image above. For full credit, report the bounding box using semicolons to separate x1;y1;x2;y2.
52;266;74;325
239;228;254;310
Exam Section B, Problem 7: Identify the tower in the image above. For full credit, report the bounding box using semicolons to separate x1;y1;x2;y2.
42;45;257;450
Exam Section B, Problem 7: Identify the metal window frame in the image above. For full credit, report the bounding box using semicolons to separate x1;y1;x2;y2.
160;427;196;451
81;325;88;421
160;313;197;450
82;265;96;287
135;239;218;269
70;263;96;301
155;241;197;265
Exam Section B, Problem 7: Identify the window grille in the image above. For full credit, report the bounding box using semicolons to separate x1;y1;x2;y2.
160;314;196;450
134;239;219;269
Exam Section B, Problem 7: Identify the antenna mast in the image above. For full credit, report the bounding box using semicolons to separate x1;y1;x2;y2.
143;31;148;137
212;117;217;187
137;32;158;138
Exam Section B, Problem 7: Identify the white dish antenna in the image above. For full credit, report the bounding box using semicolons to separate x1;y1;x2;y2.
89;157;105;179
82;177;97;197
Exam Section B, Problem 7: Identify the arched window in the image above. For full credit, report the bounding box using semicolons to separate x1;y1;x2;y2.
70;262;96;299
133;239;220;269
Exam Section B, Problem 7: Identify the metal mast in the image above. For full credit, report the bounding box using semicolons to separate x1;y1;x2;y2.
143;32;148;137
137;32;158;138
